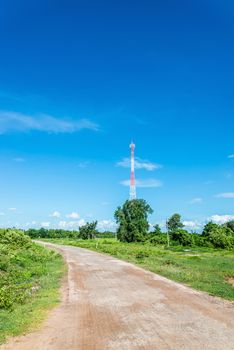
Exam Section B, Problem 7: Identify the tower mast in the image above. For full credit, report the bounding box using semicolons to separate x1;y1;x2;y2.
129;142;136;200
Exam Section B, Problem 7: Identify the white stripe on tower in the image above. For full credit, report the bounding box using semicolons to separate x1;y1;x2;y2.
129;142;136;200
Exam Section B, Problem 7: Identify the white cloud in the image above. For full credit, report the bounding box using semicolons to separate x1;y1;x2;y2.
97;220;117;232
117;157;162;171
183;221;201;229
228;154;234;159
41;222;50;228
208;215;234;224
215;192;234;198
190;197;203;204
77;161;90;168
58;219;86;229
66;212;80;219
8;207;17;211
78;219;86;227
0;111;99;134
14;157;26;162
50;211;61;218
120;179;162;188
0;212;5;216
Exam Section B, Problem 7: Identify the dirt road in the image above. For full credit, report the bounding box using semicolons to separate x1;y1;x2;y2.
2;243;234;350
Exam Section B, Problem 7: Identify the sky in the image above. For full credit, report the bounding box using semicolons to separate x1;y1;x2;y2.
0;0;233;231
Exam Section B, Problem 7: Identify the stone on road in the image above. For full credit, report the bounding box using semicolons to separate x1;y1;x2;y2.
2;243;234;350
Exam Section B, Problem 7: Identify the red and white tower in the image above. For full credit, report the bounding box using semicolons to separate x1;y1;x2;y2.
129;142;136;200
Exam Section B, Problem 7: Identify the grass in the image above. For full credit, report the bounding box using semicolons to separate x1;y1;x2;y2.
0;230;65;344
43;238;234;301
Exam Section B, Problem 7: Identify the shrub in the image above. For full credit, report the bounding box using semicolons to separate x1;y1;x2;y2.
170;229;194;246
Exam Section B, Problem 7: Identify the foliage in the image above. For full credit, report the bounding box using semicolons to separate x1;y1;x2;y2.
79;221;98;239
170;229;194;246
114;199;153;242
225;220;234;233
202;222;234;249
26;228;79;239
167;213;184;233
202;222;219;237
0;229;64;344
0;229;62;310
152;224;162;235
149;233;168;245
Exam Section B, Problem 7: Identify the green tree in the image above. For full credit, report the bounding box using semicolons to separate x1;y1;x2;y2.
225;220;234;233
167;213;184;233
206;226;233;249
171;229;194;246
79;221;98;240
202;221;219;237
114;199;153;242
153;224;162;235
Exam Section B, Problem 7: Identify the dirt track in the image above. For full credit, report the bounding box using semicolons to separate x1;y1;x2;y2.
2;243;234;350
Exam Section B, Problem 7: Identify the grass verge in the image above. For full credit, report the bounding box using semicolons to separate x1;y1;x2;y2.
43;238;234;301
0;230;65;345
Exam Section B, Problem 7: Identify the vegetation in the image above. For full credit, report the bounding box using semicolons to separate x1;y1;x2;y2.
79;221;98;239
0;229;64;344
25;202;234;250
26;225;114;240
114;199;153;242
41;238;234;301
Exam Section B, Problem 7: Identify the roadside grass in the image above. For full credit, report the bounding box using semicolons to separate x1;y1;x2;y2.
0;231;65;345
43;238;234;301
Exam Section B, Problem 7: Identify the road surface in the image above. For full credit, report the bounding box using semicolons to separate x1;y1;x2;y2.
2;243;234;350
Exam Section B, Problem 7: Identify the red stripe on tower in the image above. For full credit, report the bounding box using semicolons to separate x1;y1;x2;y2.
129;142;136;200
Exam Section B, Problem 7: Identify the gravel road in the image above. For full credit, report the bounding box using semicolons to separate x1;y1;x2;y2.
2;242;234;350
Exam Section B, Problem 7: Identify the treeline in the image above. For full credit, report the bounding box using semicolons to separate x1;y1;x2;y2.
25;223;114;240
115;200;234;249
25;199;234;249
148;217;234;249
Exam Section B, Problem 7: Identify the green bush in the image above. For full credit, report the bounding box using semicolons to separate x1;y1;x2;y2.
149;233;168;245
0;229;61;310
170;229;194;246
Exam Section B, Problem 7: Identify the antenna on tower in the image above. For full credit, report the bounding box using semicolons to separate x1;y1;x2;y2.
129;141;136;200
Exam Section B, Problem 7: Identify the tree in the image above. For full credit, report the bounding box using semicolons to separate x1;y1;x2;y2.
167;214;184;233
206;226;233;249
153;224;162;235
202;221;219;237
225;220;234;233
114;199;153;242
171;229;194;246
79;221;98;240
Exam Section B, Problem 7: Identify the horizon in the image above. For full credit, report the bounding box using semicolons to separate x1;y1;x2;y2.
0;0;233;232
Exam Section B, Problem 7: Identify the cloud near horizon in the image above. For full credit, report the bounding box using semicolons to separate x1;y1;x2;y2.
208;215;234;224
215;192;234;198
0;111;99;134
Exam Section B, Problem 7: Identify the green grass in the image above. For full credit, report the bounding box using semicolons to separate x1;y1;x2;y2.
0;230;65;344
43;238;234;301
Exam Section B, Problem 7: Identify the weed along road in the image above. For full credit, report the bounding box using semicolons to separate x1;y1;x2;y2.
2;243;234;350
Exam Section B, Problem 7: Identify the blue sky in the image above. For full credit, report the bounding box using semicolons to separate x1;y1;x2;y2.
0;0;233;231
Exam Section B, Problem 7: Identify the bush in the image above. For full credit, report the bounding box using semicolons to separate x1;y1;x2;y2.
149;233;168;245
207;227;233;249
170;229;194;246
0;229;61;310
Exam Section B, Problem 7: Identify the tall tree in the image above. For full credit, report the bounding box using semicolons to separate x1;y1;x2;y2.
79;221;98;239
167;213;184;233
114;199;153;242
